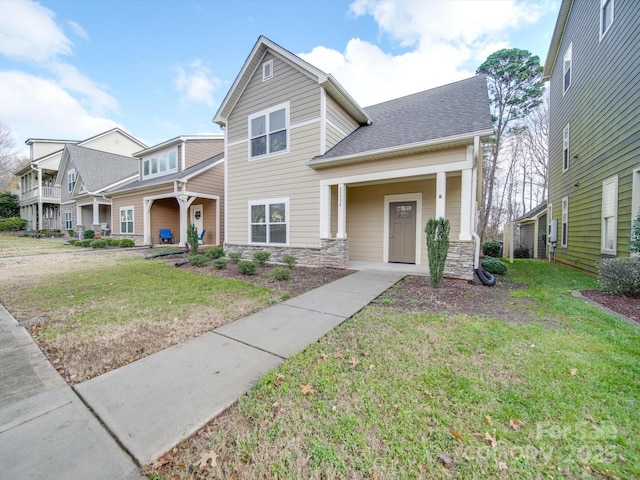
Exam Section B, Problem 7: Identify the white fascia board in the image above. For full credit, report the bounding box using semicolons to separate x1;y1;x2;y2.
133;135;223;157
542;0;573;81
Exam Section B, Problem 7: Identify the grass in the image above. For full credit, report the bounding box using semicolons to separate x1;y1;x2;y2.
149;260;640;479
0;234;74;257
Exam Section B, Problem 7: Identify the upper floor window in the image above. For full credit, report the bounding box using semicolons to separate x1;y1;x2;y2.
600;0;614;39
602;176;618;254
561;196;569;248
563;124;570;172
563;43;572;94
262;60;273;81
142;149;178;179
249;103;289;159
68;170;76;193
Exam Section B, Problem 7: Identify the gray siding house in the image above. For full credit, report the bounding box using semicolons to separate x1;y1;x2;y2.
544;0;640;273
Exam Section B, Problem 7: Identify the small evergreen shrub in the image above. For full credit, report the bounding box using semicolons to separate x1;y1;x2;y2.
482;256;508;275
212;258;228;269
104;238;119;246
237;260;257;275
630;211;640;254
80;239;93;247
513;246;530;258
282;255;297;268
598;257;640;297
0;217;28;231
187;223;199;256
68;239;78;246
118;239;135;248
205;247;225;259
67;229;74;237
482;240;502;257
425;217;450;288
83;230;95;239
253;251;271;267
228;252;242;264
189;254;209;267
269;267;291;281
90;239;107;249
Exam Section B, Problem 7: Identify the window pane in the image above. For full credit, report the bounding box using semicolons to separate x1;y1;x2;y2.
143;160;149;176
151;158;158;174
269;131;287;153
269;109;286;132
169;151;177;170
270;203;286;222
252;225;267;243
251;205;265;223
251;115;266;137
564;68;571;91
159;155;167;172
270;224;286;244
121;210;127;222
251;136;266;157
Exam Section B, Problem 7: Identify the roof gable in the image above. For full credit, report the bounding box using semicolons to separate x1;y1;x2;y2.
543;0;572;81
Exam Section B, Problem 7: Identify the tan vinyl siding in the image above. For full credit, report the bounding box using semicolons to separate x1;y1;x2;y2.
151;198;180;242
185;162;225;245
82;131;143;156
325;94;360;150
184;140;224;168
547;0;640;273
31;142;66;160
111;193;144;235
326;124;344;151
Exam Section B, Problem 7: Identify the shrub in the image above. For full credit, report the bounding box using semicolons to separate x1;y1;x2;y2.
83;230;95;239
189;254;209;267
482;256;508;275
205;247;225;259
630;211;640;255
228;252;242;264
282;255;297;268
253;251;271;267
0;217;28;231
67;229;74;237
104;238;119;246
212;258;228;269
425;217;450;287
80;239;93;247
598;257;640;297
482;240;502;257
237;260;257;275
269;266;291;281
68;239;78;246
118;239;135;248
90;239;107;249
513;246;530;258
187;223;199;256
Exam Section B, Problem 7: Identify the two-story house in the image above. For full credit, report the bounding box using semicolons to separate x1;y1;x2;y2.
107;136;224;246
544;0;640;273
213;36;493;279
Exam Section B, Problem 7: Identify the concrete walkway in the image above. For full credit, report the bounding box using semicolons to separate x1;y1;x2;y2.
1;269;404;476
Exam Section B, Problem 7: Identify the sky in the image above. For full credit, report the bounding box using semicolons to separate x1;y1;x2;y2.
0;0;561;157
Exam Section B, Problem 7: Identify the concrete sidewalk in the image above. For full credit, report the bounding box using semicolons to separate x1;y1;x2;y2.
75;269;404;466
0;304;143;479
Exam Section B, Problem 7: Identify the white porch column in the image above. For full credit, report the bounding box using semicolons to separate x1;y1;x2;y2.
143;199;152;245
435;172;446;219
92;199;100;228
320;184;331;238
459;168;473;241
177;195;189;246
76;204;82;228
37;168;43;230
337;183;347;239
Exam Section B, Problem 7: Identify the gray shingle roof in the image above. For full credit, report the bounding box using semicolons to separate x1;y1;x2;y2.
516;200;548;222
310;75;492;164
66;145;139;192
108;153;224;194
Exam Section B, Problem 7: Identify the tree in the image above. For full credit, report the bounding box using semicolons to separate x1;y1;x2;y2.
476;48;544;242
425;217;450;288
0;122;20;191
0;192;19;218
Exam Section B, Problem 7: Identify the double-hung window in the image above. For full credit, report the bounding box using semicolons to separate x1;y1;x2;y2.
249;103;289;159
68;170;77;193
561;196;569;248
120;206;134;234
563;124;570;172
602;176;618;254
600;0;614;39
64;212;73;230
563;43;572;94
249;198;288;245
142;149;178;179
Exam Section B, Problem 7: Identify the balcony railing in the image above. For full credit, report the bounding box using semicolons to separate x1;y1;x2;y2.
21;186;61;200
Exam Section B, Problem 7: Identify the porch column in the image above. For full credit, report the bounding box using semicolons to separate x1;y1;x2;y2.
143;199;152;245
436;172;446;219
37;167;43;230
320;184;331;238
76;204;82;228
459;168;473;241
177;195;189;247
92;199;100;230
337;183;347;239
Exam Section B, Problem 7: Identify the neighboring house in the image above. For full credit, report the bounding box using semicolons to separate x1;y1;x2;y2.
515;201;547;259
15;128;146;231
107;136;224;246
543;0;640;273
213;36;493;279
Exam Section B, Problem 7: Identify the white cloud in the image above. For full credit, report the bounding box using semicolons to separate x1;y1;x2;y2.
0;0;72;63
174;60;221;107
301;0;547;107
68;20;89;40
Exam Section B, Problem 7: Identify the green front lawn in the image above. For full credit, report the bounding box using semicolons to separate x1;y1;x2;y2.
150;260;639;479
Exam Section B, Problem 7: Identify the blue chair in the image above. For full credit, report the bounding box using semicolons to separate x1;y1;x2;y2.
159;229;174;243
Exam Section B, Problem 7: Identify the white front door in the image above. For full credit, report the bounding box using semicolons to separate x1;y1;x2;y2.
190;204;203;237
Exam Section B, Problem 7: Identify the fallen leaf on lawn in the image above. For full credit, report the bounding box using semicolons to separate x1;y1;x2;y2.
509;418;526;430
484;432;497;448
372;471;378;480
438;452;454;468
172;475;180;480
368;364;375;370
349;357;360;367
333;351;344;359
198;450;218;470
154;453;173;469
318;353;329;362
451;430;463;442
418;463;427;474
274;373;285;386
497;461;508;471
332;405;337;411
472;432;484;441
618;454;627;463
485;415;494;426
300;384;315;395
570;368;578;376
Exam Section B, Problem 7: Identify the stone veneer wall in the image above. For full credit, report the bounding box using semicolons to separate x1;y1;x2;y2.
443;241;475;281
110;233;145;246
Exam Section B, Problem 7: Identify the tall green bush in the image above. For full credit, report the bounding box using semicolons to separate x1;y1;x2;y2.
482;240;502;257
425;217;450;288
187;223;199;255
0;217;27;231
630;211;640;255
598;257;640;297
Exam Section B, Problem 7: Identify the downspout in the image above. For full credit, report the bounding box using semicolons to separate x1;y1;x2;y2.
471;135;481;269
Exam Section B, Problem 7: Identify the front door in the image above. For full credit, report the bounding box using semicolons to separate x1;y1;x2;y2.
190;204;203;236
389;201;417;263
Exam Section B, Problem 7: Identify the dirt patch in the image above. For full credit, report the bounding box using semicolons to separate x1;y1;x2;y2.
580;290;640;324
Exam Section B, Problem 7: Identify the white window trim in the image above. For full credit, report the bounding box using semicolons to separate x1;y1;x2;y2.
563;42;572;95
120;206;134;234
383;193;423;265
248;102;290;160
631;167;640;257
600;0;614;40
142;147;178;180
64;211;73;230
561;196;569;248
563;124;570;172
248;197;289;246
67;169;76;193
601;175;618;255
262;59;273;81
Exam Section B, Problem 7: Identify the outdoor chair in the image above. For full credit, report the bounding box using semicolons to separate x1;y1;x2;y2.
159;229;174;243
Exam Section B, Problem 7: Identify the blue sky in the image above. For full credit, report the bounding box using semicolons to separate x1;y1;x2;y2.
0;0;560;156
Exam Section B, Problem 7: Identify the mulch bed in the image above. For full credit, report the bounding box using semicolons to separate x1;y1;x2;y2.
580;290;640;324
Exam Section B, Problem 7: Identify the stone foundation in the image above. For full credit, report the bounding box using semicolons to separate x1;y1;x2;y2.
444;241;475;281
111;233;145;246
